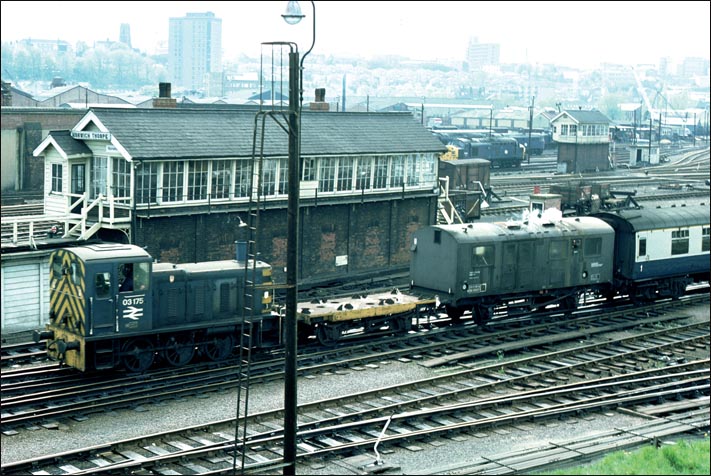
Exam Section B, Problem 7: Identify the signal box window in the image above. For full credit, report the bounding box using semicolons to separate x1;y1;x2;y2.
671;229;689;255
51;164;63;193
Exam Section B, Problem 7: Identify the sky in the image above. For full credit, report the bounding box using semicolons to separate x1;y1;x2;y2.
1;1;709;69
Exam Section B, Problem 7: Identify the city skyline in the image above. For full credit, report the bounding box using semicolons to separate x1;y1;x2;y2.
1;1;709;70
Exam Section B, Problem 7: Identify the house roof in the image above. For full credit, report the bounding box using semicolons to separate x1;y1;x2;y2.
72;107;447;161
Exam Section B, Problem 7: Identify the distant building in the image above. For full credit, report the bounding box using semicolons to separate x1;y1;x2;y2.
168;12;222;91
466;37;500;70
119;23;132;48
680;57;710;77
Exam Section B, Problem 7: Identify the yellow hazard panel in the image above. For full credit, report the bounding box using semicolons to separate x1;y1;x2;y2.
46;326;87;372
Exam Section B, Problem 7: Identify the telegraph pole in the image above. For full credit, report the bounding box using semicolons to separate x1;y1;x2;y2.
527;96;535;164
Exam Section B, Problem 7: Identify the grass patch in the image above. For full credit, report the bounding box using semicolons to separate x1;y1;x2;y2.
537;437;709;475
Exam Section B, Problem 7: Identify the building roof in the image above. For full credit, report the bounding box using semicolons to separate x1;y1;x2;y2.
33;130;92;159
552;109;610;124
72;107;447;161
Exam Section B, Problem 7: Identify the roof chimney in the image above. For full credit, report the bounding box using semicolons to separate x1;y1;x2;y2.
309;87;329;112
153;82;177;108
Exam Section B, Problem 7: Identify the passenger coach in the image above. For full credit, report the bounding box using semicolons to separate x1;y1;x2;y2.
594;204;710;300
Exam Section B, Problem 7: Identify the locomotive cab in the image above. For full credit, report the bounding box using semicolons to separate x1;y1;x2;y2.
36;243;153;371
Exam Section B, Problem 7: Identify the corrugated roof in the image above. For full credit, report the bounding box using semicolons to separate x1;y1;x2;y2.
85;107;447;161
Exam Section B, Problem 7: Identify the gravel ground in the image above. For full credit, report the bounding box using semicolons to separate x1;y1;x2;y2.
2;302;708;474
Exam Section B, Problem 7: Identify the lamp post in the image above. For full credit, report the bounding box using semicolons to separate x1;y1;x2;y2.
280;2;315;475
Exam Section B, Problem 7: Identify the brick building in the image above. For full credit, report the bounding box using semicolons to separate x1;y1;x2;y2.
551;109;611;173
33;107;447;284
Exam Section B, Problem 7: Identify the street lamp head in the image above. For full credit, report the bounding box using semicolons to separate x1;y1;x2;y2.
282;0;305;25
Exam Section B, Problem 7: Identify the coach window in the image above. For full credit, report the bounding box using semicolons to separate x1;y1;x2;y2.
549;240;566;260
638;237;647;257
473;245;494;267
671;229;689;255
584;237;602;256
703;227;710;252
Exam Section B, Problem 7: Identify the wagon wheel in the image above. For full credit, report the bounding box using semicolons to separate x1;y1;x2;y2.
121;338;155;373
445;305;464;322
670;280;686;300
473;304;492;326
316;324;342;346
562;294;578;313
202;335;235;362
390;316;411;334
162;336;195;367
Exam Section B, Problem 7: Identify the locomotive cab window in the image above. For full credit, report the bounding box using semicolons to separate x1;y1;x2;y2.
119;262;149;293
119;263;134;292
703;227;710;252
95;272;111;298
51;258;63;279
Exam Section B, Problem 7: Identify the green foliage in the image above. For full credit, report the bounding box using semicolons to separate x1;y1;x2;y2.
538;438;710;475
1;40;167;90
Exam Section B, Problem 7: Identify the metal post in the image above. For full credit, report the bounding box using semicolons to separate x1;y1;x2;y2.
527;96;534;164
281;3;315;474
284;48;299;476
489;107;493;138
648;116;652;162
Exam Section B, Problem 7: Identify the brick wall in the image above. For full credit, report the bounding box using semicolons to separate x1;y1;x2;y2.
134;196;436;285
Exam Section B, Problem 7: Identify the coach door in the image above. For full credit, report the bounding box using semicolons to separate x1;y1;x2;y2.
516;241;535;290
502;243;517;291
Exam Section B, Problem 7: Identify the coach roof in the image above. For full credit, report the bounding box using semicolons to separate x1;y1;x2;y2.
594;204;710;232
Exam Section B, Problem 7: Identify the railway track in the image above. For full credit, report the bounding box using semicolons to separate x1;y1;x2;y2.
3;311;707;474
2;294;707;428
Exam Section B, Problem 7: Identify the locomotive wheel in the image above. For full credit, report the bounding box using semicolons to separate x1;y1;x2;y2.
121;338;155;373
162;336;195;367
202;335;235;362
316;324;342;346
